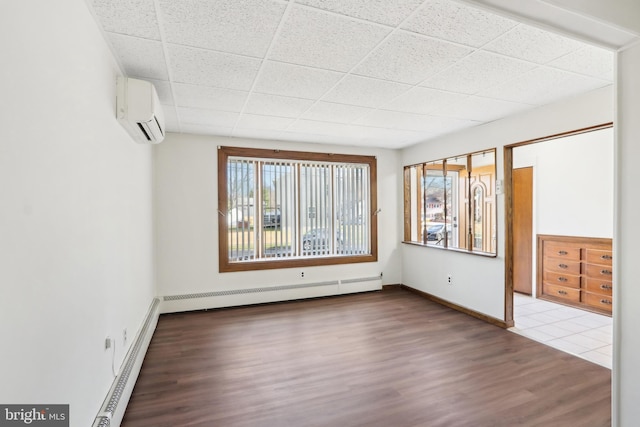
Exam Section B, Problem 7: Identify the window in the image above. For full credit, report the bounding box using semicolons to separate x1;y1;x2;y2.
218;146;378;272
403;149;496;255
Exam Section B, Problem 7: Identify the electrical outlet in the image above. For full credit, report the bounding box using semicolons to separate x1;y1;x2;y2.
105;337;112;350
447;275;452;285
300;271;305;278
123;328;127;344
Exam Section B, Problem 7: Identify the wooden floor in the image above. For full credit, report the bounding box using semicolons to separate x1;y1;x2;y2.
122;288;611;427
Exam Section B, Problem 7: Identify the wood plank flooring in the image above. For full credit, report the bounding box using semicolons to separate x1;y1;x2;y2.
122;288;611;427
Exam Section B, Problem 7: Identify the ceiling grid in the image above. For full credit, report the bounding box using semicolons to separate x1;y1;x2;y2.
89;0;615;148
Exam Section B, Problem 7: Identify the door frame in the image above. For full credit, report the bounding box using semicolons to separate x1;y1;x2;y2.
503;123;613;326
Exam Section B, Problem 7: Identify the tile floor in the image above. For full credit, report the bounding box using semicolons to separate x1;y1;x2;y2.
509;293;612;369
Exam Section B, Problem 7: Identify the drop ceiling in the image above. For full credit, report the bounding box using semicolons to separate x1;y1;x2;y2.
89;0;614;149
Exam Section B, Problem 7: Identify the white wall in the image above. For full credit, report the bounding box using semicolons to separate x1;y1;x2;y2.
154;134;401;310
514;127;614;237
615;42;640;427
400;86;613;320
0;1;156;426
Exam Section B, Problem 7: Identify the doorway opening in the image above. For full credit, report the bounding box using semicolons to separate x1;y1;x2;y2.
504;123;614;368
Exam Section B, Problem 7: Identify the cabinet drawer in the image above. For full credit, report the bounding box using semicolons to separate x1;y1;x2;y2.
543;242;581;261
584;292;613;312
584;278;613;296
543;271;580;289
585;249;612;266
585;263;613;279
543;283;581;302
544;258;581;275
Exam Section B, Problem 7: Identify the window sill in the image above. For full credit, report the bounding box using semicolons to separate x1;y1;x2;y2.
220;253;378;272
401;240;497;258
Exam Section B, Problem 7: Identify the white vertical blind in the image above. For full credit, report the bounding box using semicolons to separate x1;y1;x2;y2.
227;156;370;263
227;158;257;261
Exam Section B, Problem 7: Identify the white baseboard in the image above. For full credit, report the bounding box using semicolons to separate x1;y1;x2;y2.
92;298;160;427
161;276;382;313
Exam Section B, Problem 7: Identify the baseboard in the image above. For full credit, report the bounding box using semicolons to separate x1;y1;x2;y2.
161;276;383;313
400;285;509;329
382;284;401;290
92;298;161;427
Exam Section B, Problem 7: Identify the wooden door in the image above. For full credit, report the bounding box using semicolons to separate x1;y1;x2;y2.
513;167;533;295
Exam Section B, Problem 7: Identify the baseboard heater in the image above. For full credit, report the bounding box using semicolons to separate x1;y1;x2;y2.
162;276;382;312
92;298;161;427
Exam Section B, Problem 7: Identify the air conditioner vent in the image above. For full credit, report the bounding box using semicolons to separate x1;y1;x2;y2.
116;77;165;144
137;122;151;141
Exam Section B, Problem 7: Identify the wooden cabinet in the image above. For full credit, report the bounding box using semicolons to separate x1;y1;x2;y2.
537;235;613;315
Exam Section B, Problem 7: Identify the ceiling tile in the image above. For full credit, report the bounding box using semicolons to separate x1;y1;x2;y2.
323;75;411;108
148;79;174;104
276;130;339;144
287;120;413;145
301;101;375;123
108;33;168;80
419;116;479;135
157;0;286;58
295;0;424;27
244;93;315;118
402;0;517;48
354;109;422;129
89;0;615;149
282;131;369;146
353;126;430;148
168;45;261;90
389;138;424;149
421;51;537;95
269;6;391;72
173;83;248;112
236;114;295;130
280;127;426;147
254;61;344;99
179;124;233;137
277;131;331;144
527;76;611;106
232;128;284;141
353;32;472;85
483;24;585;64
91;0;161;40
436;96;533;121
385;86;467;114
355;109;478;132
548;46;614;79
287;119;363;136
477;66;571;103
177;107;239;127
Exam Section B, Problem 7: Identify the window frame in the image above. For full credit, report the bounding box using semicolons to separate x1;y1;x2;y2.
402;148;497;257
218;146;378;272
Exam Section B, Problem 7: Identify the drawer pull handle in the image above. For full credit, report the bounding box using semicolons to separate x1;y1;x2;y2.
601;254;612;260
558;290;568;295
600;299;612;305
558;277;568;282
559;264;568;269
558;250;568;255
600;269;612;275
600;284;612;290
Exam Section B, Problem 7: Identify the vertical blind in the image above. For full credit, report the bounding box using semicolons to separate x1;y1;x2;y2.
226;156;370;263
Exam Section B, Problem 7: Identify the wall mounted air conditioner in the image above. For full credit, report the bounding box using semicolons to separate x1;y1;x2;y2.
116;76;165;144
